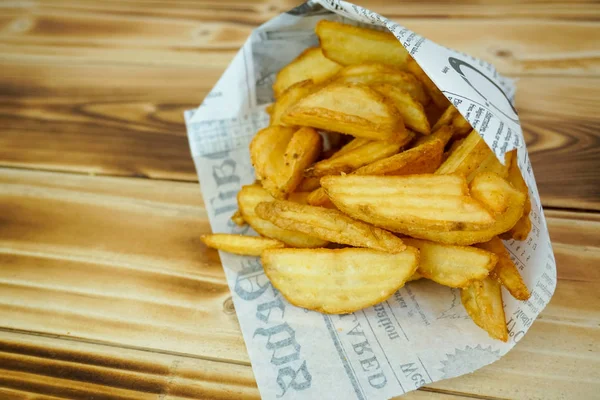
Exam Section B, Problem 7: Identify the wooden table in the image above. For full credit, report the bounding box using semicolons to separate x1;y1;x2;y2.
0;1;598;399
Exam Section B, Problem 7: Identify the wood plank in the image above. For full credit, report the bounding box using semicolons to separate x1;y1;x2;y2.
0;61;598;209
0;3;598;75
0;169;598;399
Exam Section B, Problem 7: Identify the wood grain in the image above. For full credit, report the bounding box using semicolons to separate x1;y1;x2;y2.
1;60;598;209
0;2;598;74
0;169;598;399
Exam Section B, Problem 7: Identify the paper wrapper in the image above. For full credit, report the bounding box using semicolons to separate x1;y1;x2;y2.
184;1;557;398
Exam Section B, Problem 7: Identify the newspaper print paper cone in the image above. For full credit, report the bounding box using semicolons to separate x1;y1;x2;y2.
185;1;557;398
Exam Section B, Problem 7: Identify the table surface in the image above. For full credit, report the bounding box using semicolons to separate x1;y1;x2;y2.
0;0;599;399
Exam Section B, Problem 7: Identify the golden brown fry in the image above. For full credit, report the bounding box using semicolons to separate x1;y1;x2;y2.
271;80;321;126
431;104;458;132
500;155;532;241
476;236;531;300
461;277;509;342
467;149;514;183
307;187;336;208
372;83;430;134
273;47;342;98
329;137;372;158
306;139;408;177
406;57;449;109
282;83;408;142
404;238;497;288
407;271;423;282
262;247;419;314
237;184;328;248
250;125;295;193
436;129;490;176
315;20;410;68
353;136;444;176
288;191;311;205
335;63;429;105
451;112;473;137
256;200;406;253
412;125;454;148
200;234;284;256
296;177;321;192
401;172;526;245
321;174;495;232
231;210;246;226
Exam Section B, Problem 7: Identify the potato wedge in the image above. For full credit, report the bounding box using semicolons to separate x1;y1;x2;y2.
315;20;410;68
461;277;509;342
400;172;526;245
467;149;514;183
237;184;328;248
500;156;532;241
354;135;444;176
273;47;342;98
231;210;246;226
412;125;454;148
431;104;458;132
282;83;408;142
452;112;473;137
372;83;430;134
307;187;335;208
335;63;429;105
406;58;449;109
404;238;497;288
436;129;490;176
306;139;408;177
271;80;321;126
256;200;406;253
296;176;321;192
201;234;284;256
288;191;312;205
476;236;531;300
262;247;419;314
250;125;296;191
407;271;423;282
321;174;495;232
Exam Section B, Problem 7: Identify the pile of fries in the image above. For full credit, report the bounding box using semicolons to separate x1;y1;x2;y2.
201;20;532;342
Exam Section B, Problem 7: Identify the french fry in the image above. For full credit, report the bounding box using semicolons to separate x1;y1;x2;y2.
353;135;444;176
401;172;526;245
237;184;328;248
500;155;532;241
404;238;497;288
321;174;495;232
372;83;431;134
282;83;408;142
262;247;419;314
451;112;473;137
296;177;321;192
407;271;423;282
406;58;450;109
271;80;321;126
335;63;429;105
273;47;342;98
412;125;454;148
306;139;408;177
201;234;284;256
256;200;406;253
315;20;410;68
431;104;458;132
466;149;515;183
307;187;336;208
231;210;246;226
461;277;509;342
436;129;490;176
250;126;322;198
288;191;312;205
476;236;531;300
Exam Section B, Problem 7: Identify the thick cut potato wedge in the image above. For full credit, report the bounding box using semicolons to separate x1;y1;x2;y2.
237;184;328;248
467;149;514;183
307;187;335;208
476;237;531;300
406;58;449;109
306;139;408;177
404;238;497;288
354;135;445;176
431;104;458;132
315;20;410;68
452;112;473;137
296;176;321;192
282;83;408;142
251;126;322;198
436;129;490;176
230;210;246;226
500;156;532;241
407;271;423;282
412;125;454;148
271;80;321;126
400;172;526;245
262;247;419;314
256;200;406;253
273;47;342;98
288;191;312;205
335;64;429;105
372;83;430;134
321;174;495;232
461;277;509;342
201;234;284;256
